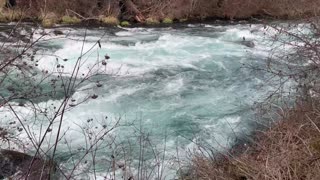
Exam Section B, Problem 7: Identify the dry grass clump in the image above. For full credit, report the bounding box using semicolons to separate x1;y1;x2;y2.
100;16;119;25
187;101;320;180
61;15;81;24
0;9;26;22
145;17;160;25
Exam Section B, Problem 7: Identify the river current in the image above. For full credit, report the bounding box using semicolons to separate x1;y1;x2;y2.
1;23;275;179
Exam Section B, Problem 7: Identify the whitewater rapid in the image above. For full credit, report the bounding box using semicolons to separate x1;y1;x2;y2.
1;23;274;179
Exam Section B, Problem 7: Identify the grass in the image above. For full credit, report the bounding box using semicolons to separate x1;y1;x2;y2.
162;17;173;24
145;17;160;25
100;16;119;25
0;12;7;22
0;10;25;22
61;15;81;24
120;21;130;26
186;101;320;179
40;12;58;28
42;18;56;28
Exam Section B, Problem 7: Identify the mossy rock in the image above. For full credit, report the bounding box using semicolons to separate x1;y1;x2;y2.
162;18;173;24
100;16;119;25
120;21;130;26
146;17;160;25
61;15;81;24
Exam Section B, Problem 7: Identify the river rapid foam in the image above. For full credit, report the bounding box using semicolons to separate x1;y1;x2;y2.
1;23;276;179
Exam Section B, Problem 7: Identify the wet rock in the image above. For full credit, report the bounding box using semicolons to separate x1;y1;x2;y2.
53;30;64;35
0;149;57;179
241;40;255;48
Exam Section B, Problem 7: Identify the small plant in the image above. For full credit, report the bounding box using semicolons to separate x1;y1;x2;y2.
162;17;173;24
145;17;160;25
61;15;81;24
120;21;130;26
100;16;119;25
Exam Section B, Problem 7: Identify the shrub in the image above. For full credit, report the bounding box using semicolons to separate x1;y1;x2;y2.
100;16;119;25
61;15;81;24
42;18;56;28
120;21;130;26
0;10;24;22
41;12;58;27
0;0;5;10
145;17;160;25
0;12;7;22
162;17;173;24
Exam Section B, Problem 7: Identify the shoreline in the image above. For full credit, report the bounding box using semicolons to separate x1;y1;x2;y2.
0;16;282;30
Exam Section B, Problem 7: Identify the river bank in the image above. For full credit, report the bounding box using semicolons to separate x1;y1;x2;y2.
0;0;320;28
184;100;320;180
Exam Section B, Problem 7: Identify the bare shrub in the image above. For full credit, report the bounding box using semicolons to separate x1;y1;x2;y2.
187;102;320;180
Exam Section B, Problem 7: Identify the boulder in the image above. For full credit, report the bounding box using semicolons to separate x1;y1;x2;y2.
241;40;255;48
0;149;56;179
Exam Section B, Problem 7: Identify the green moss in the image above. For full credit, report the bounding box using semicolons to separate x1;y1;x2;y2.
100;16;119;25
61;16;81;24
145;17;160;25
162;17;173;24
120;21;130;26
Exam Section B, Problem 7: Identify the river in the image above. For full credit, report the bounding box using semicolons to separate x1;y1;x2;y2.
1;22;276;179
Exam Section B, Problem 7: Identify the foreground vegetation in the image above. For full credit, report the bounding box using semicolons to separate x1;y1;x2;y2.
186;101;320;179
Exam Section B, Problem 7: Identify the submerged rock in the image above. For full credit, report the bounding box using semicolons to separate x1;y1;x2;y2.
53;30;64;35
240;40;255;48
0;149;56;179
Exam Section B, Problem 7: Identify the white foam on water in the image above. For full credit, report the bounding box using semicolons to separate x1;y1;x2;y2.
1;23;276;179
